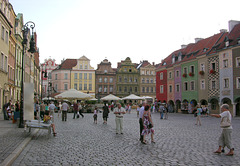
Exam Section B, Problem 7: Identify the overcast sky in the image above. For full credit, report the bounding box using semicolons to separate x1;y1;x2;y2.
10;0;240;68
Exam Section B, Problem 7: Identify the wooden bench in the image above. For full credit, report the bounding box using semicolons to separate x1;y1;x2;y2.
25;120;52;134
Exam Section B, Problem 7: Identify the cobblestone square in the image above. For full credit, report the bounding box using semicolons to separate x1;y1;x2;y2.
12;112;240;166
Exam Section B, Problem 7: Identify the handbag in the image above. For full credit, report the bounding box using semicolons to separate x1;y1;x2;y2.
148;123;153;129
220;112;231;128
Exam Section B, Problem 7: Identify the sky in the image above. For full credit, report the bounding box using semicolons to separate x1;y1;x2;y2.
10;0;240;69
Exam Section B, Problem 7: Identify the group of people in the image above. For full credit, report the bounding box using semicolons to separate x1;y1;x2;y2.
2;100;20;120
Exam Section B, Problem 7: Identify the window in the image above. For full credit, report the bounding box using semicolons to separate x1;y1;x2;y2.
142;78;145;83
190;66;194;73
80;64;82;69
0;53;3;70
64;84;68;90
176;70;179;77
104;69;107;73
130;87;132;92
5;31;8;44
129;68;132;72
146;71;149;75
84;84;87;90
124;68;127;72
236;77;240;89
54;84;58;92
184;82;188;91
104;77;107;83
99;77;102;83
89;73;92;80
190;81;195;91
146;87;149;93
48;73;52;79
160;73;163;80
150;78;153;83
200;63;205;71
151;71;154;75
223;78;229;88
74;73;77;79
84;73;87;79
4;56;7;71
79;84;82;90
151;87;153;92
146;79;149;83
119;86;122;92
160;85;164;93
211;101;217;110
98;85;102;92
223;59;228;68
184;67;187;74
135;78;138;83
85;64;87;69
55;74;58;80
74;84;77;90
129;77;132;82
124;77;127;83
124;87;127;92
200;80;205;90
89;84;92;90
141;71;145;75
176;84;180;92
169;72;172;79
1;26;4;40
64;73;68;79
110;86;113;92
211;63;216;70
142;87;145;93
212;81;216;90
135;87;137;92
109;77;113;83
79;73;82;79
119;76;122;82
169;85;172;93
236;57;240;67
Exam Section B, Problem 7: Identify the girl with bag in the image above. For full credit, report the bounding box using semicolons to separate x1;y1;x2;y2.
210;104;234;156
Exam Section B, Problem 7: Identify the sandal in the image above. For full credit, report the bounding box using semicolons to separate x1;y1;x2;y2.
53;133;57;136
214;151;221;154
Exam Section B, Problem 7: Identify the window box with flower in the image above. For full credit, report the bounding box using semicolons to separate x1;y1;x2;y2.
189;72;194;77
199;71;204;75
182;73;187;78
210;69;216;74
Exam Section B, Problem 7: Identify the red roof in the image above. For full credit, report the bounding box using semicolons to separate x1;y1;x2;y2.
57;59;77;70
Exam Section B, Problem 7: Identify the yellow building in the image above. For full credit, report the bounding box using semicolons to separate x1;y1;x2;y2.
71;56;95;97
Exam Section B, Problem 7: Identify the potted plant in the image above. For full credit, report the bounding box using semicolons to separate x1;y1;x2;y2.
199;71;204;75
210;69;216;74
182;73;187;78
189;72;194;77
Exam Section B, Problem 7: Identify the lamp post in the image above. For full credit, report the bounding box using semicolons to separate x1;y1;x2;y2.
41;64;48;100
19;21;36;128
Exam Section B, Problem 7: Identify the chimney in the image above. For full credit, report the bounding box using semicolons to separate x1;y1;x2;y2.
195;38;203;43
181;44;187;49
228;20;240;32
152;62;155;66
220;29;227;33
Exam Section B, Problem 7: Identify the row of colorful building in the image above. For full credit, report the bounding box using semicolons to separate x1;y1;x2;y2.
0;0;41;115
1;0;240;117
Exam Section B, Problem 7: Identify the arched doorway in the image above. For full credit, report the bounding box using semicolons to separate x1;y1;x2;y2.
168;100;175;113
181;99;188;113
190;99;197;113
236;98;240;116
200;99;208;106
209;98;219;114
175;100;181;113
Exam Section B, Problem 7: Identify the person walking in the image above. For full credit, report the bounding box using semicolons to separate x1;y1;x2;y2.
78;103;84;118
49;102;56;122
61;101;69;121
113;103;126;134
141;105;155;144
93;107;98;124
73;102;79;119
58;102;62;117
139;102;146;143
40;102;45;120
195;105;202;126
210;104;234;156
3;100;11;120
164;104;168;119
159;104;165;119
102;103;109;124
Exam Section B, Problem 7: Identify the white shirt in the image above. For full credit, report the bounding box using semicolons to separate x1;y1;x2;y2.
139;106;145;119
220;111;232;129
114;107;125;118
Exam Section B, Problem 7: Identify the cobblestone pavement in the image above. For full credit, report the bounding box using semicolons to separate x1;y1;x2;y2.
12;112;240;166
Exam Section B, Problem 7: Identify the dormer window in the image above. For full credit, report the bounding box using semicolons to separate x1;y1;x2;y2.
129;68;132;72
225;41;229;47
172;56;175;64
104;69;107;73
163;62;166;65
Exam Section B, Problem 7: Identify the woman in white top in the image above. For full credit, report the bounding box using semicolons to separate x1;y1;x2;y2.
93;107;98;124
210;104;234;156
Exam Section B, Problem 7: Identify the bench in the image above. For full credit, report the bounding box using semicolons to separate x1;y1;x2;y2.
25;120;52;134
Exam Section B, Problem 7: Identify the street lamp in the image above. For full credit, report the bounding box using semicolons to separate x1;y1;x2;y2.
19;21;36;128
41;64;47;100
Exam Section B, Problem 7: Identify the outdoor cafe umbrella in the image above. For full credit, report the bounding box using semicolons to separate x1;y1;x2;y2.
42;97;55;101
122;94;144;100
55;89;92;100
100;94;121;101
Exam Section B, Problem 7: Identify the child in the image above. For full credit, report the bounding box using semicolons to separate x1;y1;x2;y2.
93;107;98;124
44;111;57;136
